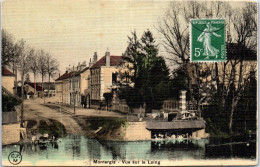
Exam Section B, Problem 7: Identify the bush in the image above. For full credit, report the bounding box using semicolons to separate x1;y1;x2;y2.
87;117;127;133
38;119;66;138
2;94;21;112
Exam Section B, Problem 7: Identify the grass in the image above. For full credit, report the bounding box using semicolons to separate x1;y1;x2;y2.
27;120;37;129
74;116;128;138
38;119;66;138
87;117;127;131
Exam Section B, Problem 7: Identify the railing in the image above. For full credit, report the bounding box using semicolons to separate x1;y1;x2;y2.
163;100;179;111
113;104;130;113
2;111;18;124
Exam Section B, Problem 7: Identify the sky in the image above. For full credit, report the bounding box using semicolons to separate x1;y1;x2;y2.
2;0;170;81
2;0;249;82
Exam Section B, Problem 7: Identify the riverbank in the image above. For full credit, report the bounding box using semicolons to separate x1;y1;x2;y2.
18;119;67;144
73;116;128;140
20;99;252;143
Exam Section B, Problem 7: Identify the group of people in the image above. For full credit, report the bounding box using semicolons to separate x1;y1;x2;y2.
153;133;192;140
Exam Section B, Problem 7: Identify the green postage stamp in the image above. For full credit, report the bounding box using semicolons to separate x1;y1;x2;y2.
190;19;226;62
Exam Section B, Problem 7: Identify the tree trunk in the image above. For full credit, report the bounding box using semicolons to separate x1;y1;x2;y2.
42;75;45;104
14;67;18;95
215;62;221;103
42;75;43;98
48;74;51;97
229;97;238;135
34;73;36;98
195;63;201;118
21;71;24;127
244;102;249;133
219;62;227;114
220;97;226;114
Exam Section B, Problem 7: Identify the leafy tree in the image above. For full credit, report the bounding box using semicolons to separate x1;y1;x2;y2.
120;30;170;112
140;31;170;111
119;31;144;108
1;29;15;67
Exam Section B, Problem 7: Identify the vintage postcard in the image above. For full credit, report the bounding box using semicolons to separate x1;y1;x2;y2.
1;0;258;166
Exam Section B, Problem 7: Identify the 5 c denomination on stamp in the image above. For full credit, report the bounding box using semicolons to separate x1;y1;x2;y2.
190;19;226;62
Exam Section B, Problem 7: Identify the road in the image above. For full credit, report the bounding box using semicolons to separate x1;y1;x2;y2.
23;99;84;134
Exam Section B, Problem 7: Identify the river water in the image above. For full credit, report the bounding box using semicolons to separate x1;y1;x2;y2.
2;134;256;165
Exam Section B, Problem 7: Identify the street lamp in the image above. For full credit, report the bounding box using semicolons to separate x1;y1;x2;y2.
73;66;76;115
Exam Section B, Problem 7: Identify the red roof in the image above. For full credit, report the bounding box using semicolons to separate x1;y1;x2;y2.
91;56;123;69
2;67;15;76
55;71;74;81
27;82;44;91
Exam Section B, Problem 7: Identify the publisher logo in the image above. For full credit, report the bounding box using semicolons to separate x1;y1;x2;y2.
8;151;22;165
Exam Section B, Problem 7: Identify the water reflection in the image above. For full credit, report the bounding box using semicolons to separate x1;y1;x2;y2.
205;138;256;159
2;134;256;165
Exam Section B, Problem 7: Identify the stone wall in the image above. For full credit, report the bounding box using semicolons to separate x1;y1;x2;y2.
2;112;17;124
124;122;151;141
2;123;20;145
192;128;209;139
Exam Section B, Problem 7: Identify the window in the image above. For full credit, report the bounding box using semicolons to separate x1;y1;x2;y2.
112;73;117;84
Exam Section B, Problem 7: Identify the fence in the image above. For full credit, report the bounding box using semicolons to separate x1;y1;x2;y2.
2;111;18;124
112;99;131;113
163;100;179;111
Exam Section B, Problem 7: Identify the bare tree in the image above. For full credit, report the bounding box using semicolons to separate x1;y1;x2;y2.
157;1;232;116
26;48;38;96
208;3;257;134
46;54;59;96
225;3;257;134
158;1;257;134
16;39;30;127
37;49;48;101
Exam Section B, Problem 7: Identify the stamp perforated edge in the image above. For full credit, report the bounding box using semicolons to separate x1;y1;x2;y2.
189;18;227;63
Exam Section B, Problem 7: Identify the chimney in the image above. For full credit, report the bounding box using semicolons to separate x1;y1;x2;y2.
93;52;98;63
105;49;110;67
66;67;70;73
81;61;86;69
76;62;80;70
89;58;93;68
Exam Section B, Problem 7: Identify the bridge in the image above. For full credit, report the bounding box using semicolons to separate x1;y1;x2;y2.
146;119;208;139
